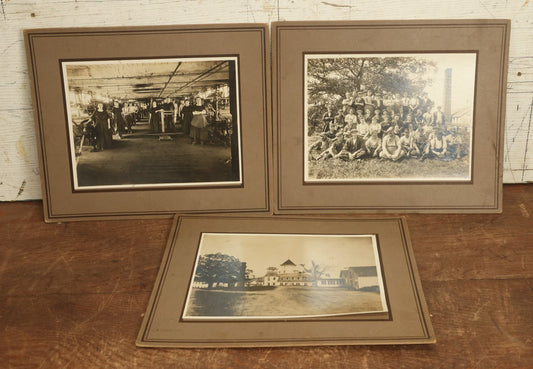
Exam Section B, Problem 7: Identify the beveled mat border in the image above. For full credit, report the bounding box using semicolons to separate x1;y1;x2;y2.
25;24;272;222
137;215;435;347
272;20;510;214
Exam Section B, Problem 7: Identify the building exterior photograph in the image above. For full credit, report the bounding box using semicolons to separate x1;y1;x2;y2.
251;259;378;290
182;233;388;319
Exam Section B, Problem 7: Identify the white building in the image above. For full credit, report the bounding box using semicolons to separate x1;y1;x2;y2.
317;278;345;288
340;266;379;290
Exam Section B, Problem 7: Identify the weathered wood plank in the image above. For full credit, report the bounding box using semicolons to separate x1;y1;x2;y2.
0;185;530;298
0;201;172;297
405;184;533;281
0;0;532;201
0;281;530;368
0;185;531;367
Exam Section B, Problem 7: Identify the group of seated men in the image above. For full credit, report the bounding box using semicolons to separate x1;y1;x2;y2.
309;90;466;162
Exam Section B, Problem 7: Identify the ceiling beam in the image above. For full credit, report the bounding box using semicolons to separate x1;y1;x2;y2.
157;62;182;98
168;61;227;98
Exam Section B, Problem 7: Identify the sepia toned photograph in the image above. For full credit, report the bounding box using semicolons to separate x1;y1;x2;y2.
62;56;242;190
183;233;388;320
304;53;476;182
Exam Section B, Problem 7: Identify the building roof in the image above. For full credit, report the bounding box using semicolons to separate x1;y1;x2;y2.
452;107;472;118
347;266;378;277
280;259;297;267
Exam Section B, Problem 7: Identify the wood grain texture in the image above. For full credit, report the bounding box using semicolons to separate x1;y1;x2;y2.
0;184;532;368
0;0;531;201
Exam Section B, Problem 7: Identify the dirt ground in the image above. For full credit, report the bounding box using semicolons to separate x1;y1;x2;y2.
185;286;385;318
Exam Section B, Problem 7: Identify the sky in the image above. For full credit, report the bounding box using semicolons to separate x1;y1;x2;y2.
196;233;380;279
415;53;477;113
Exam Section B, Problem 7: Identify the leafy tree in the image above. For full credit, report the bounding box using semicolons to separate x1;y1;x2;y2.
194;253;244;288
306;56;436;133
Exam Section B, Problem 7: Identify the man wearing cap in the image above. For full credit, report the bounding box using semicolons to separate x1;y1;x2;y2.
381;114;392;133
317;130;345;160
356;110;365;126
369;116;382;137
420;92;433;112
335;131;355;161
401;92;410;119
309;132;333;160
342;92;353;113
383;93;395;116
400;129;421;158
380;127;405;161
363;90;376;116
444;129;465;159
421;129;447;161
356;115;370;149
373;108;382;122
414;109;424;128
327;111;345;138
322;106;334;133
391;114;403;134
433;106;446;128
374;93;384;111
363;130;382;158
408;93;420;114
404;113;414;128
353;91;365;113
392;93;402;116
343;107;358;132
344;130;367;160
422;110;433;126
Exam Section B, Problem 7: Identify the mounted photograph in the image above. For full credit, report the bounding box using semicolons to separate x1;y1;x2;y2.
304;52;477;182
138;215;435;347
183;233;387;320
26;24;271;221
273;21;509;213
62;56;242;190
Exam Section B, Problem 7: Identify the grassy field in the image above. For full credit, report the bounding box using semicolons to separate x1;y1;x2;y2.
308;155;470;180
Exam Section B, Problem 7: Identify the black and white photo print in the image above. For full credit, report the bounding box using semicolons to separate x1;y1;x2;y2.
62;57;242;190
304;53;476;182
183;233;388;320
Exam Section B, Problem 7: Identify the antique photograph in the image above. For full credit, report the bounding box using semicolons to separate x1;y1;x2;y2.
63;56;242;190
183;233;388;320
304;53;477;182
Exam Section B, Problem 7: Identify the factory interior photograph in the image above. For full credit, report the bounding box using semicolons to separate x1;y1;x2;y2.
63;57;241;189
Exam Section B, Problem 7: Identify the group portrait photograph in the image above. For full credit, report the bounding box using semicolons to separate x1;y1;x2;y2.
304;53;477;182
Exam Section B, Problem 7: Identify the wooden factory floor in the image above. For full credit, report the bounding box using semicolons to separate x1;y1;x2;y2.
76;120;236;187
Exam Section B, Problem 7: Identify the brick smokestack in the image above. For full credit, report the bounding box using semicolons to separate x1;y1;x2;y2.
444;68;452;124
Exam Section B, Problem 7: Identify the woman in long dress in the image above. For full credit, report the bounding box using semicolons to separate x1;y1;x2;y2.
112;101;126;138
180;100;193;135
190;97;210;145
91;103;111;151
149;100;161;133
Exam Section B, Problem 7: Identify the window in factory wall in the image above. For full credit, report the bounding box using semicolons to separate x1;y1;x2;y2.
61;56;242;190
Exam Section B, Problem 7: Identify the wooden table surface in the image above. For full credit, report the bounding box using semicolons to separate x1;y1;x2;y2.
1;185;532;369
